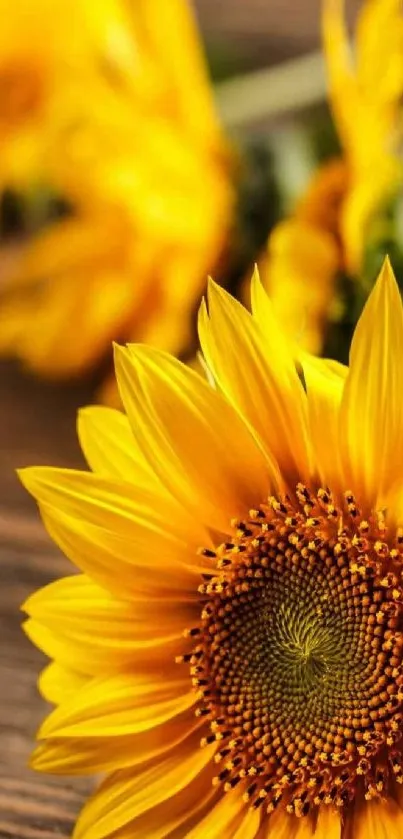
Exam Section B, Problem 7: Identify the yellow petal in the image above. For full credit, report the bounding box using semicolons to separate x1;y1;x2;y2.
353;798;403;839
323;0;403;272
40;503;202;607
31;708;200;775
185;789;258;839
315;807;342;838
18;466;197;544
339;258;403;509
38;661;89;705
322;0;355;156
260;811;315;838
134;0;223;148
19;467;209;597
73;731;216;839
23;574;197;664
38;671;195;739
199;275;311;489
25;607;189;675
26;616;190;682
299;353;348;381
301;354;344;496
231;805;261;839
264;218;339;356
114;343;273;532
77;405;161;486
356;0;403;101
90;766;218;839
23;619;99;676
260;807;341;839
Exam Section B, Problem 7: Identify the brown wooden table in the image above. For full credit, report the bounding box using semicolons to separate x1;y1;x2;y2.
195;0;360;68
0;362;95;837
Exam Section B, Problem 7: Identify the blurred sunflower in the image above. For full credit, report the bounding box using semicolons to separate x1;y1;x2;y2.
264;0;403;356
21;258;403;838
0;0;233;396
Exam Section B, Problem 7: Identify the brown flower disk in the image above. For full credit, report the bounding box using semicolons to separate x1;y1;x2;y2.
186;485;403;817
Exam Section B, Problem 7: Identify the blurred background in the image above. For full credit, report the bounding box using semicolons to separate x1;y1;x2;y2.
1;0;401;834
0;0;321;496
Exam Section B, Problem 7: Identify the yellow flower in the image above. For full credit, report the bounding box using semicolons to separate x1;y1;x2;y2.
0;0;233;388
264;0;403;353
21;257;403;838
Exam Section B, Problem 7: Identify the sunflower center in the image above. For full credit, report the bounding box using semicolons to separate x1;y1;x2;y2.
185;485;403;817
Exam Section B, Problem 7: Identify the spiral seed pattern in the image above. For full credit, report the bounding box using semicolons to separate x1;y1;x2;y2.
183;485;403;817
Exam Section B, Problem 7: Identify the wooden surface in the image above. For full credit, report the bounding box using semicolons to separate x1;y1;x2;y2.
0;363;93;837
196;0;323;67
195;0;360;68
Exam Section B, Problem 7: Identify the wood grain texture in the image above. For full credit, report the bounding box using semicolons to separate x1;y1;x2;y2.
0;362;92;837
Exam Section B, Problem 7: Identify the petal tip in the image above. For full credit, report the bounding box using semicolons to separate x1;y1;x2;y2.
20;596;31;615
113;342;135;383
76;405;99;437
251;263;261;283
77;405;96;421
197;295;209;330
380;253;397;282
28;746;51;772
112;341;126;362
374;255;401;305
206;275;221;302
17;466;41;495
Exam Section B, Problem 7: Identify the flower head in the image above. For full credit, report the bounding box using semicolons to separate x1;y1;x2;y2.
0;0;233;389
21;257;403;838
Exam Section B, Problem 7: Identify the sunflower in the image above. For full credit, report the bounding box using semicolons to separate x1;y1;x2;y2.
0;0;233;390
21;257;403;838
264;0;403;355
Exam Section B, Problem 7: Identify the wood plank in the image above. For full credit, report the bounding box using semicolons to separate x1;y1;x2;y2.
195;0;360;68
0;363;92;835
